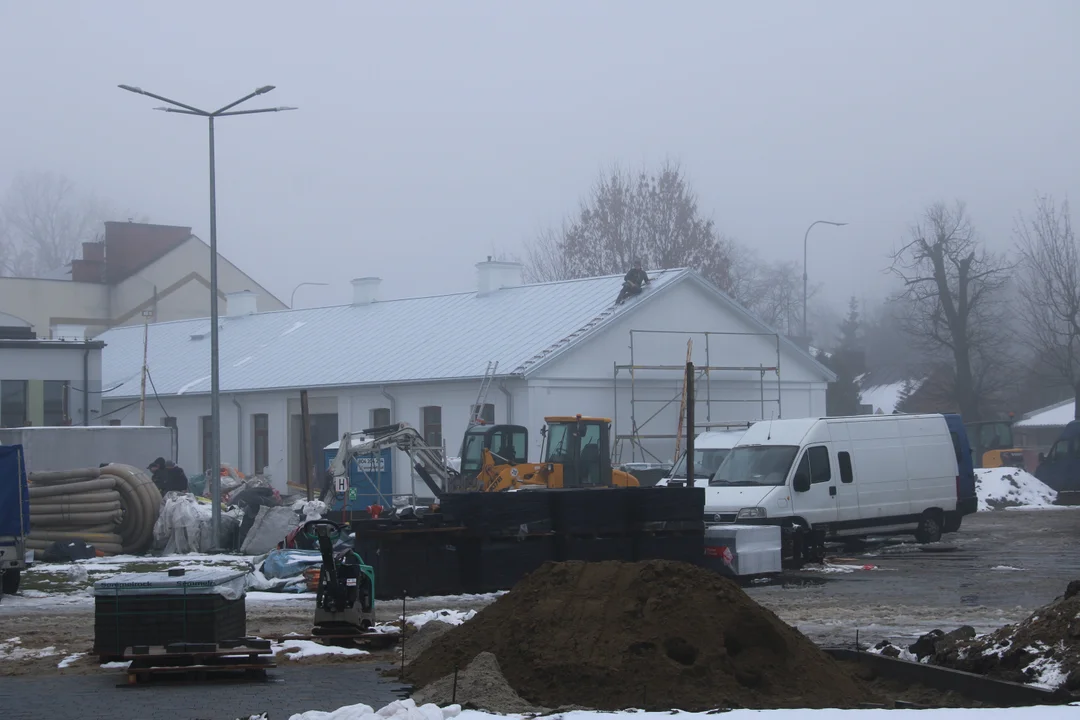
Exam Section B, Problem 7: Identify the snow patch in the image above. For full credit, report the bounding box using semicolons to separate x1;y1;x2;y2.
0;637;58;661
234;356;255;368
101;661;131;669
176;374;211;395
288;698;459;720
281;321;306;337
272;639;369;661
57;652;85;669
976;468;1057;511
406;609;477;628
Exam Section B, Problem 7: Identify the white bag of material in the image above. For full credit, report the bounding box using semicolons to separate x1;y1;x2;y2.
240;505;300;555
153;493;208;555
292;499;327;522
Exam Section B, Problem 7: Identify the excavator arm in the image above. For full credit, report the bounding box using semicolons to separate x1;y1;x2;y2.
329;423;452;500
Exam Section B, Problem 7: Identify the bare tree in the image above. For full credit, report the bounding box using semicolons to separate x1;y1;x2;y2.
1;172;113;278
889;201;1013;421
525;160;733;291
1015;195;1080;418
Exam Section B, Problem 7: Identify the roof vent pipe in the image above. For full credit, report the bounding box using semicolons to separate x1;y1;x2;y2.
352;277;381;306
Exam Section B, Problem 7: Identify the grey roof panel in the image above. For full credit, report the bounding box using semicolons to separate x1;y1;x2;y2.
100;270;688;398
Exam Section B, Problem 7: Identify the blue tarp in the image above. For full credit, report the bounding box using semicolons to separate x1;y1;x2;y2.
0;445;30;537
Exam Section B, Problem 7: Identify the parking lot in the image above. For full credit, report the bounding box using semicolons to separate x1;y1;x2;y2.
749;507;1080;646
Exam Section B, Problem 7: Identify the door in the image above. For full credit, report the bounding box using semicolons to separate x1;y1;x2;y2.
790;444;839;527
833;449;861;522
291;413;339;488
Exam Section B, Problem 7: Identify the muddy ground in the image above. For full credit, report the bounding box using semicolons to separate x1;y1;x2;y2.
1;508;1076;678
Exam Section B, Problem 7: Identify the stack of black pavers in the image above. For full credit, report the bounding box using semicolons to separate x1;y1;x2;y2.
93;566;271;682
352;486;704;600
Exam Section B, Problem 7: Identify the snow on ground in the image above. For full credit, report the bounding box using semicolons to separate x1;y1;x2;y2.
0;637;57;661
56;652;85;668
287;699;1078;720
976;468;1057;511
405;609;477;628
271;639;369;661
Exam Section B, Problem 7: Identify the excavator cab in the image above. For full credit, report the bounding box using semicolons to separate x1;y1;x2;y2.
964;419;1024;469
540;416;638;489
458;424;529;484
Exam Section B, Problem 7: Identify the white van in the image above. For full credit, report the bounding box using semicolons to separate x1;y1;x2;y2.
656;429;748;488
707;415;961;558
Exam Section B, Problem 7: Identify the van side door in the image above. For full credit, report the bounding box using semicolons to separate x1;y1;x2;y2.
790;444;839;527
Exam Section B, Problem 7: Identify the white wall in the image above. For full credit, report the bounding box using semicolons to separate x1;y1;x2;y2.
527;279;830;464
0;278;110;337
0;345;103;426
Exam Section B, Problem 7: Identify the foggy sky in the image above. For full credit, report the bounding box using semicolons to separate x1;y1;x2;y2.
1;1;1077;314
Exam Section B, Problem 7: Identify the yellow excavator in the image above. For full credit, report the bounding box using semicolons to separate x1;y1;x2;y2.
964;418;1025;469
464;415;639;492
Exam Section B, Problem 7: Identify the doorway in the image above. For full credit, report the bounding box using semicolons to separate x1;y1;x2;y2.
290;413;339;488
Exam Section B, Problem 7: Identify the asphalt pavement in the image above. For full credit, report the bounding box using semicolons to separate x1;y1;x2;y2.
747;507;1080;646
0;663;410;720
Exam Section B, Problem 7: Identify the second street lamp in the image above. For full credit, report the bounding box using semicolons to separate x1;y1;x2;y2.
119;84;296;549
802;220;848;342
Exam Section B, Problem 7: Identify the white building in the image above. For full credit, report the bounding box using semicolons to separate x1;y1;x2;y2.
0;313;104;428
97;261;834;495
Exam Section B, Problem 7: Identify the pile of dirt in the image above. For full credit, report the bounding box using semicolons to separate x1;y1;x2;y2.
925;582;1080;693
405;560;871;711
412;652;552;714
404;620;454;666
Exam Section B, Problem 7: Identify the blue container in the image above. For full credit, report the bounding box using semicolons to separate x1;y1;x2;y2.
322;440;394;514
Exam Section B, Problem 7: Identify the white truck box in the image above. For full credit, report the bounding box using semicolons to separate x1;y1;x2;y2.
0;426;176;474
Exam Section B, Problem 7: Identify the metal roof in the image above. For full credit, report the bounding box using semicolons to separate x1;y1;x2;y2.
99;268;834;400
1014;399;1074;429
100;269;687;398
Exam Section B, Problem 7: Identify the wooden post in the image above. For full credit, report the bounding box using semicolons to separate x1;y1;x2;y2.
301;390;313;501
686;361;695;485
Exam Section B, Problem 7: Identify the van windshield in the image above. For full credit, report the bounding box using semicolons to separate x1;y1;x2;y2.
711;445;799;486
672;448;731;479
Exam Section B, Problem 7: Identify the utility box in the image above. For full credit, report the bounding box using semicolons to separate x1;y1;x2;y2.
0;426;177;474
323;434;394;515
92;567;247;659
703;524;782;577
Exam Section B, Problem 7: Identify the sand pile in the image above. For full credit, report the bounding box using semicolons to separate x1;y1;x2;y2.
406;560;870;710
403;620;454;666
411;652;551;714
926;581;1080;692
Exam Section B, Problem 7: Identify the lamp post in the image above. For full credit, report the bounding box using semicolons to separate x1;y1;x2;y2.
290;281;330;308
802;220;848;341
119;84;296;549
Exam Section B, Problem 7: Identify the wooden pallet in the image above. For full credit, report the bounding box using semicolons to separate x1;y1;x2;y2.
284;630;401;650
119;642;277;685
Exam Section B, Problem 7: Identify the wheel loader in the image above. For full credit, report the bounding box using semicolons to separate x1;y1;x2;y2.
464;415;639;492
964;419;1025;469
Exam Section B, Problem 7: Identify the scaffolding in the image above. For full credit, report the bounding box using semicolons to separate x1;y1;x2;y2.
613;329;782;464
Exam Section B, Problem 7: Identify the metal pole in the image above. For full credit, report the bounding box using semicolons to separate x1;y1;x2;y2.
801;220;848;341
209;115;222;549
301;390;313;502
139;316;149;425
685;361;695;486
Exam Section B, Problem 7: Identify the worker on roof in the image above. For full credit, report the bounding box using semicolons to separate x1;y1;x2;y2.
616;259;650;305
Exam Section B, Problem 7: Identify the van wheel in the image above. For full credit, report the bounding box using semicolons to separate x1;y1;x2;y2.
915;513;943;544
943;512;962;534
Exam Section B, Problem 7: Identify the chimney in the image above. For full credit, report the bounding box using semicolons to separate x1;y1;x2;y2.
476;257;524;296
351;277;381;306
226;290;258;317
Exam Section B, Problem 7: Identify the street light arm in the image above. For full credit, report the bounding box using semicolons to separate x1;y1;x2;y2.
118;85;207;115
216;106;298;117
213;88;273;116
290;281;330;308
801;220;848;340
154;107;207;116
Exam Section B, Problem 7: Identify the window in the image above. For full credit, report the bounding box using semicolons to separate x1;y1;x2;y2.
471;403;495;424
489;427;527;464
370;407;391;428
1;380;28;428
43;381;69;426
712;445;799;487
838;451;853;484
201;415;213;474
253;414;269;474
421;406;442;447
808;446;832;484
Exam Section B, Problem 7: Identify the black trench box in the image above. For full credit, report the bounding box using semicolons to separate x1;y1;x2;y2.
92;567;248;659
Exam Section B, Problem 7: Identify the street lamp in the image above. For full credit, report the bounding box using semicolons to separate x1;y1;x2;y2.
802;220;848;342
119;84;296;549
290;281;330;308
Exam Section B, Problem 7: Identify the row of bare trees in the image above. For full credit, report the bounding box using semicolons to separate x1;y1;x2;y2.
0;171;115;278
523;160;1079;422
524;161;817;337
